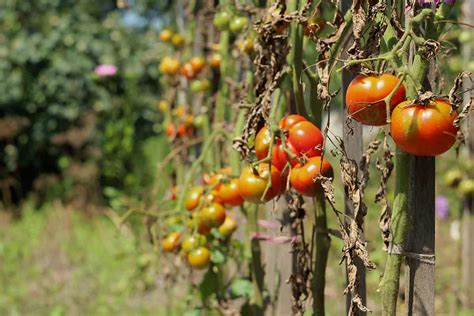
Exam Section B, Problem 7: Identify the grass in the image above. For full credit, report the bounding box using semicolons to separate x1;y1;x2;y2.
0;203;187;316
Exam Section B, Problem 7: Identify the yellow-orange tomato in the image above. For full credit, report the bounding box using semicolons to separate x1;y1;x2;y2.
204;190;223;204
171;33;185;47
200;203;226;228
159;57;181;75
209;53;221;69
173;105;187;118
158;100;169;112
187;246;211;269
290;156;333;197
205;167;232;188
238;163;284;204
159;29;173;42
162;231;182;252
181;234;207;253
183;115;194;127
218;215;238;237
190;56;206;73
185;186;204;211
218;179;244;206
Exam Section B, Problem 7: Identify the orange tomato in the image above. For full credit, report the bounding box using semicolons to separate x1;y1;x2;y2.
237;163;284;204
187;246;211;269
162;231;182;252
290;156;333;196
218;215;238;237
185;186;204;211
218;179;244;206
390;99;458;156
200;203;226;228
190;56;206;73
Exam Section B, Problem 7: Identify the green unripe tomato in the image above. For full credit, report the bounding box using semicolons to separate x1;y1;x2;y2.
181;234;207;254
459;31;471;44
458;179;474;195
190;80;203;92
213;11;231;31
193;114;206;128
229;16;249;33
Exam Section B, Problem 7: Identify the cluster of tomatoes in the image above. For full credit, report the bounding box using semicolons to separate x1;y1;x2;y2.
158;103;198;140
345;74;459;156
238;115;333;204
162;168;242;269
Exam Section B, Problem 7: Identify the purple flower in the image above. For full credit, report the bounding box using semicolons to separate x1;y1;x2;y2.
94;64;118;76
435;195;449;220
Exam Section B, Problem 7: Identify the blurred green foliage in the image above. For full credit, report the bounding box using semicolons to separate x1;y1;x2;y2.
0;0;171;206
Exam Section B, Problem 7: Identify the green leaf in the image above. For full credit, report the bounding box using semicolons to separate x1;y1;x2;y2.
210;248;225;264
198;270;218;301
229;278;253;298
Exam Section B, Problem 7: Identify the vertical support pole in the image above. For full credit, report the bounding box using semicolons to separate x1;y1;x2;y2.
404;157;435;316
461;1;474;312
404;5;436;315
340;0;366;314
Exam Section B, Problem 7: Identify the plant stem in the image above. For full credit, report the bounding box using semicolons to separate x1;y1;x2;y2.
247;204;265;314
380;149;410;316
380;7;434;314
312;196;330;316
288;0;307;117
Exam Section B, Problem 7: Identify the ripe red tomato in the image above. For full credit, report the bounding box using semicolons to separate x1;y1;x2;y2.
185;186;204;211
390;99;459;156
187;246;211;269
218;215;238;237
290;156;333;196
200;203;226;228
288;121;324;158
177;123;193;137
346;74;406;126
271;140;298;172
279;114;307;130
255;126;272;160
237;163;284;203
162;231;182;252
218;179;244;206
